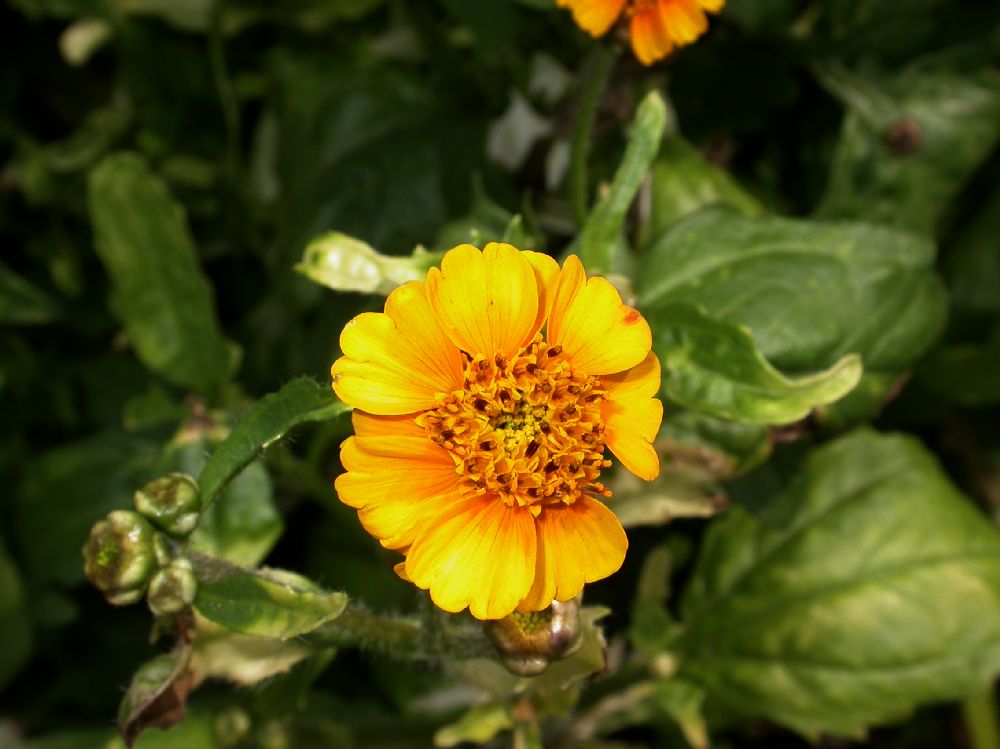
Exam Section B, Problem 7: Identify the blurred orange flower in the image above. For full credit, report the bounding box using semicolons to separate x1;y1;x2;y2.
331;243;662;620
557;0;725;65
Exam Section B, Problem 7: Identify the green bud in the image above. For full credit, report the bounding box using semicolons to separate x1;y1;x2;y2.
295;232;443;296
83;510;158;606
147;558;197;617
483;598;583;677
134;473;201;537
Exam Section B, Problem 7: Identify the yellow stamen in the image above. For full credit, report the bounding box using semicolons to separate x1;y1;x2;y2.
418;335;613;508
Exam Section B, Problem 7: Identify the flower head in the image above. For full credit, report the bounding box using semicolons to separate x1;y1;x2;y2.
557;0;725;66
331;244;662;619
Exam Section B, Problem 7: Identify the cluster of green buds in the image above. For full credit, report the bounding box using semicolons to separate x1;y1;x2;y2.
483;598;583;676
82;473;201;615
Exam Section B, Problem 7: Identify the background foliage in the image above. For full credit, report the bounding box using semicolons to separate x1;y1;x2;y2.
3;1;1000;748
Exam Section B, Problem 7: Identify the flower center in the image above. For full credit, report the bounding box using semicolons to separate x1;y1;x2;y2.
419;335;611;512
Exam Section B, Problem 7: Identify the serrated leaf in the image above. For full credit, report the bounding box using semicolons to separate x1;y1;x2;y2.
652;303;862;424
678;429;1000;737
193;563;347;640
197;377;349;510
638;207;946;373
88;153;232;393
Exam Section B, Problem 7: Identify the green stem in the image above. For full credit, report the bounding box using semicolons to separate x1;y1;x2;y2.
309;607;423;653
512;698;543;749
306;605;495;661
963;686;1000;749
568;44;618;226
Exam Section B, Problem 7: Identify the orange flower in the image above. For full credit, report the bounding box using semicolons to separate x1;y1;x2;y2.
557;0;725;65
331;244;662;620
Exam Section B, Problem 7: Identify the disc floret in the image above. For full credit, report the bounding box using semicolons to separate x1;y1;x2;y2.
419;335;612;512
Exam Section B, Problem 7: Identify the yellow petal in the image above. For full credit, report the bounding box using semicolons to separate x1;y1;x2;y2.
630;6;673;65
603;351;661;401
332;281;463;415
698;0;725;12
426;243;542;359
545;252;586;342
602;396;663;481
336;435;462;549
519;496;628;611
660;0;709;46
405;497;537;620
352;410;425;438
547;255;652;375
523;250;560;339
557;0;628;36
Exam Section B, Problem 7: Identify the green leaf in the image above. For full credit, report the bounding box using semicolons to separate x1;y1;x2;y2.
0;261;59;325
575;91;667;275
644;135;764;241
88;152;233;393
434;703;512;748
117;650;195;748
659;411;772;479
612;467;725;529
161;431;283;567
815;64;1000;235
188;614;314;687
630;545;677;655
638;207;946;373
678;429;1000;737
651;304;862;425
197;377;349;510
0;540;32;689
654;680;709;749
189;461;282;568
814;370;901;429
193;563;348;640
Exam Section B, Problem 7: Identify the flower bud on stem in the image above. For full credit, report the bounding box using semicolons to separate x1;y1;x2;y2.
483;598;583;676
134;473;201;537
83;510;159;605
147;558;198;617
